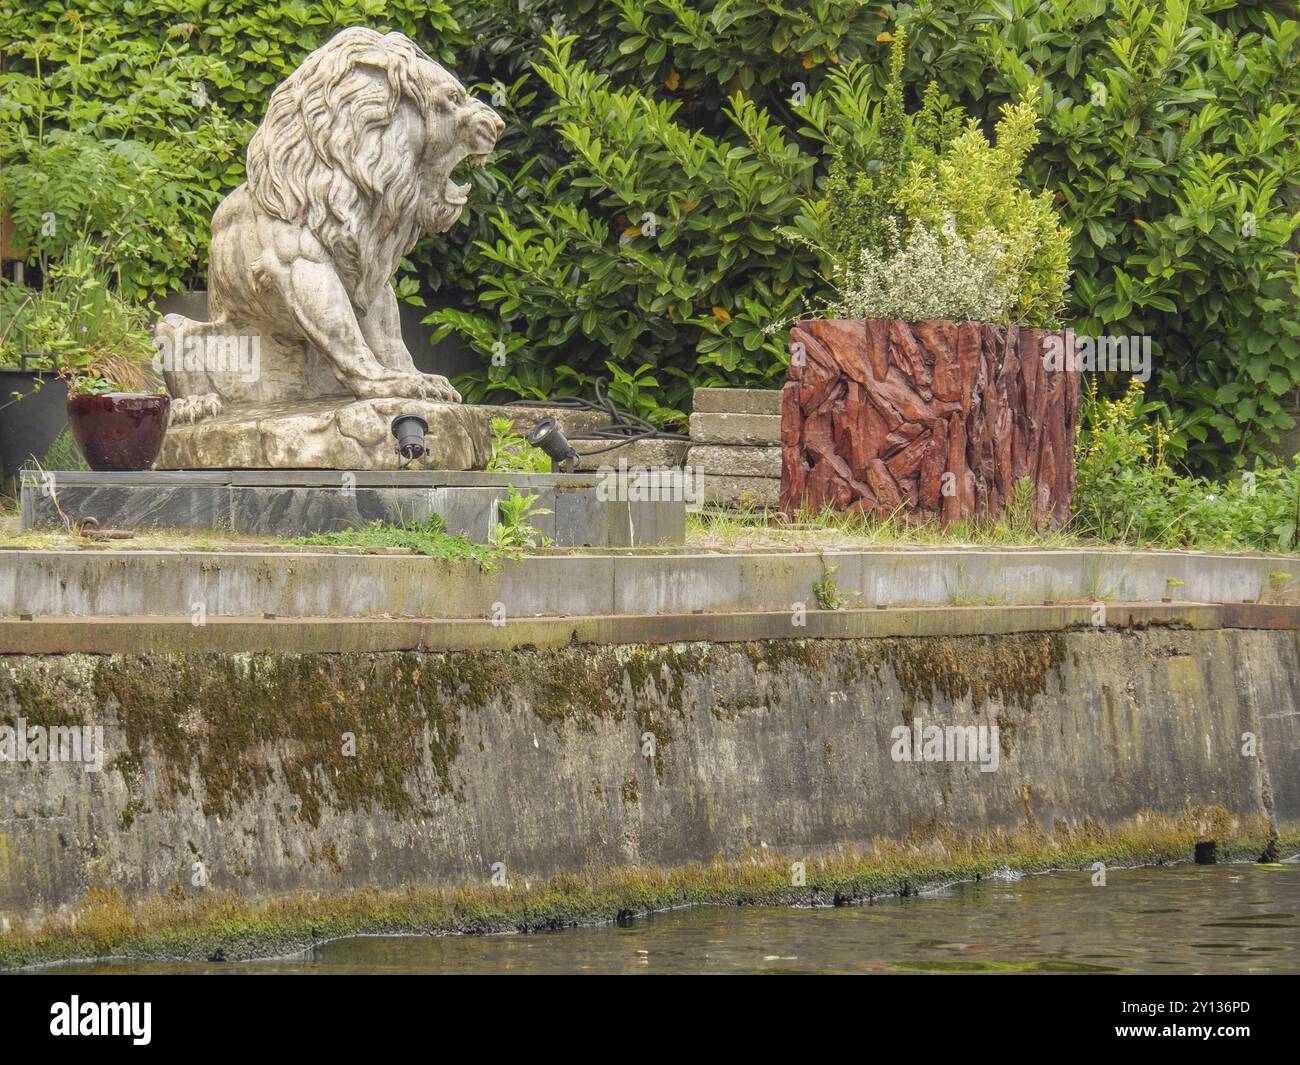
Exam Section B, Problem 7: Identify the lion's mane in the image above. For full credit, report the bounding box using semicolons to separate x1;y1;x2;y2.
245;28;448;307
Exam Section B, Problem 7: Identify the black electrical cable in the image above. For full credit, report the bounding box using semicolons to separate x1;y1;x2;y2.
505;377;688;458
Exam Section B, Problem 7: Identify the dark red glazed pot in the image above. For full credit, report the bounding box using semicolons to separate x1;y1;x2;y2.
66;393;170;471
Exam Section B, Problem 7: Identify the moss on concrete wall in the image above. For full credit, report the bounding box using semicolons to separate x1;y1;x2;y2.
1;627;1296;968
85;653;463;825
11;634;1070;814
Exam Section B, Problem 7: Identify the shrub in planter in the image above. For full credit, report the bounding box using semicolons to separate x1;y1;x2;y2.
781;32;1078;527
1;241;168;471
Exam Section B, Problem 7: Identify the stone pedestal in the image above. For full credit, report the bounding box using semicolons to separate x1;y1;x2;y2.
158;398;489;471
21;469;685;546
781;320;1080;526
686;387;782;508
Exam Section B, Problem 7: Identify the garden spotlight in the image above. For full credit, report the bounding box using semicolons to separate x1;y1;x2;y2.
527;417;579;472
391;413;429;464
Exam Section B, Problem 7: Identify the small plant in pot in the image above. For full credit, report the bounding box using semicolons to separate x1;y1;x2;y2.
5;241;169;471
1;27;235;478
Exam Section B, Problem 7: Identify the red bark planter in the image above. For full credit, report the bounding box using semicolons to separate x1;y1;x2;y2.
781;320;1080;527
67;392;171;471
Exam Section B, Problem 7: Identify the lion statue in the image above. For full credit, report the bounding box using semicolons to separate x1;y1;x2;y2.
157;28;503;422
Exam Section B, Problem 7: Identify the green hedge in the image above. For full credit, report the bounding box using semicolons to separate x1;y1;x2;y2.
2;0;1298;471
0;0;460;293
433;0;1300;467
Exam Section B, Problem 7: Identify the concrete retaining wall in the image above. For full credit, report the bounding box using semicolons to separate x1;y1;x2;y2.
2;602;1282;656
1;628;1296;929
1;546;1295;619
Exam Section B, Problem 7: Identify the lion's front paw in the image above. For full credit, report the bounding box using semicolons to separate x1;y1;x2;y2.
170;394;225;424
353;372;461;404
410;373;461;403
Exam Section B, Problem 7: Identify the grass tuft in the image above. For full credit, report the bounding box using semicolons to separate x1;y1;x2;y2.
290;515;511;569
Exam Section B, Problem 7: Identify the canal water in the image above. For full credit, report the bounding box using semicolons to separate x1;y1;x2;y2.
49;860;1298;975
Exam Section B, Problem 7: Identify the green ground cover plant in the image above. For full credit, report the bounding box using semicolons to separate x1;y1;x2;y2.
485;417;552;473
1074;380;1300;551
290;516;509;568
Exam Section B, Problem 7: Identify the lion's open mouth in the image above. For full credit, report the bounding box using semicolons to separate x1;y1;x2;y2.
445;178;470;206
445;152;492;205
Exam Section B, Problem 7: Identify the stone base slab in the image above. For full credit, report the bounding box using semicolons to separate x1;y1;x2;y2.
21;470;684;547
159;397;490;471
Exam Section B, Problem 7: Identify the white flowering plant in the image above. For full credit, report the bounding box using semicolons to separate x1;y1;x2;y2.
823;216;1017;324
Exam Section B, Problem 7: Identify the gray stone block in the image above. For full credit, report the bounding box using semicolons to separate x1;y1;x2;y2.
688;412;781;445
472;403;611;439
701;474;780;508
692;387;782;415
25;484;230;532
429;486;509;541
571;437;689;471
554;489;606;547
227;486;442;536
626;496;687;545
687;445;781;477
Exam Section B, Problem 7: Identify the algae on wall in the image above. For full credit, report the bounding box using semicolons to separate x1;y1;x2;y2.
3;809;1290;971
0;627;1295;940
24;633;1071;817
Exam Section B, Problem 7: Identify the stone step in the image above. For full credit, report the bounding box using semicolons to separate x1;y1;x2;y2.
20;470;685;547
472;403;612;439
570;437;690;472
3;547;1294;618
687;444;781;478
689;412;781;446
692;387;782;415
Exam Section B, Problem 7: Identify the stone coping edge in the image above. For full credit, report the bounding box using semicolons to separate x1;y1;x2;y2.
1;546;1296;620
1;602;1296;654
